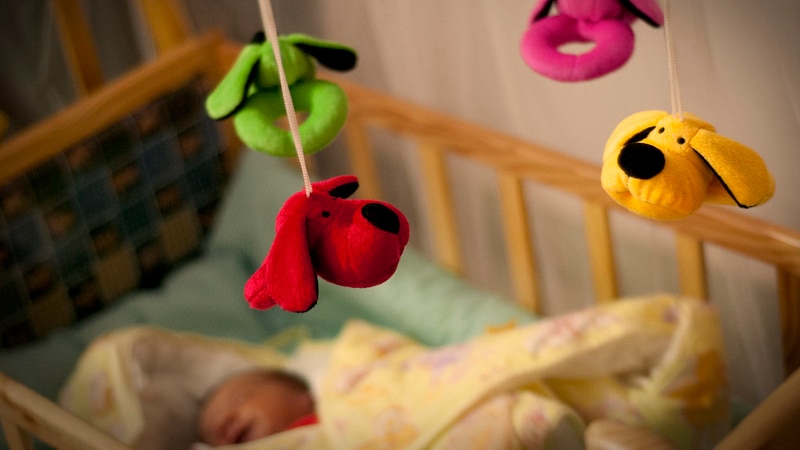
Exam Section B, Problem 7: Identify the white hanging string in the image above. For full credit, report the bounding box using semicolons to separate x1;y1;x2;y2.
662;0;684;121
257;0;313;196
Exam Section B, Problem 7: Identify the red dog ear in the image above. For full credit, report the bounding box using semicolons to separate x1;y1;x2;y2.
244;192;319;312
314;175;358;198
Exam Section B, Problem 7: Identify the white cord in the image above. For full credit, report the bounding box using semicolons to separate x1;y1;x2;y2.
257;0;313;196
663;0;684;121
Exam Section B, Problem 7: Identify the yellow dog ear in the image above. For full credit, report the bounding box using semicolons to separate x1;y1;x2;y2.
690;129;775;208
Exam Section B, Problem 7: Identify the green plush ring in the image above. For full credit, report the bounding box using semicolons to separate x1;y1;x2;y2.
233;79;348;157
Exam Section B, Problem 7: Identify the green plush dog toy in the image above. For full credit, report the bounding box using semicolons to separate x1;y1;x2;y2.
601;111;774;220
206;32;357;156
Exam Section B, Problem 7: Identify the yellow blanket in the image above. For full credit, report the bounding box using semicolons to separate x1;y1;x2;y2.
59;327;286;449
61;294;730;449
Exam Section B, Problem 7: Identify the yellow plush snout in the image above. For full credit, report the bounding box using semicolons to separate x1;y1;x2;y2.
601;111;774;220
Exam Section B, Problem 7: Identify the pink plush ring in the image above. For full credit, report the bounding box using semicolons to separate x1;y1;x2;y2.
520;15;635;82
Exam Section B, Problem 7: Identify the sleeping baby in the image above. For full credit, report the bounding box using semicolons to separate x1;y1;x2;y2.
60;294;731;449
196;368;317;446
58;326;327;450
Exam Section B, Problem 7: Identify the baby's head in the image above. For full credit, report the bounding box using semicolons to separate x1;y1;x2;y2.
198;368;315;445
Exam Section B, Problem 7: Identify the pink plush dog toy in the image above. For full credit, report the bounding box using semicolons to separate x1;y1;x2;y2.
245;175;410;313
520;0;663;82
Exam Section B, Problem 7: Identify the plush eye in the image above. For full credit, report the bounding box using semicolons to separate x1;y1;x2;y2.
321;211;331;218
677;137;685;145
658;127;665;133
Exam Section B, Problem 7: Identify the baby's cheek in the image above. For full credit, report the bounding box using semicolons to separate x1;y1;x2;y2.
198;399;230;444
197;413;217;444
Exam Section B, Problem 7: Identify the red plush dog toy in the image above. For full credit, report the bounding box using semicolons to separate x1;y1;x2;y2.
244;175;410;312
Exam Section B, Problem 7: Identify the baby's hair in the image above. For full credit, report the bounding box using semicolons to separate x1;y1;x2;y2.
199;367;311;409
246;368;310;393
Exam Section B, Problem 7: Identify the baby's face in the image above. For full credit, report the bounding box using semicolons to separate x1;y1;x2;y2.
198;371;314;445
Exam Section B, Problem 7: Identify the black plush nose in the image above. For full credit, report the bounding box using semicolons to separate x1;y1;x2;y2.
361;203;400;234
618;143;666;180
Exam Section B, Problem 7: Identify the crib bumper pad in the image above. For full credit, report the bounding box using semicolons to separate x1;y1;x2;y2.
60;294;729;450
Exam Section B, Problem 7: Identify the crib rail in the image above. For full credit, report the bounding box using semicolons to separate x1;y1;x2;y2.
716;367;800;449
52;0;192;98
0;373;128;450
332;75;800;375
0;33;236;186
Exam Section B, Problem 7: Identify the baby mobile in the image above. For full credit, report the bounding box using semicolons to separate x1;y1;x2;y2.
520;0;774;220
206;0;410;313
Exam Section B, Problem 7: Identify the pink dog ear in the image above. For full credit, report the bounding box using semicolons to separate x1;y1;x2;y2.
531;0;555;21
244;192;319;312
626;0;665;27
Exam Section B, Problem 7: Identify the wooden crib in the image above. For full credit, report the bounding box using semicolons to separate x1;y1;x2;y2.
0;1;798;449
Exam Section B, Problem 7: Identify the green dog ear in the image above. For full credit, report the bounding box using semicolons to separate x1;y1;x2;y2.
285;34;357;72
205;42;263;120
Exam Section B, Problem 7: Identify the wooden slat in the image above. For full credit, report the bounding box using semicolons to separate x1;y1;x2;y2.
716;367;800;450
583;202;618;303
779;270;800;375
0;417;34;450
498;172;540;313
0;33;222;185
137;0;193;54
53;0;105;96
342;114;382;200
676;234;708;300
417;141;463;274
0;373;129;450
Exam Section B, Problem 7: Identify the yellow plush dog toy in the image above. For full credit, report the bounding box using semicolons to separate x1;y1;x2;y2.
601;111;774;220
